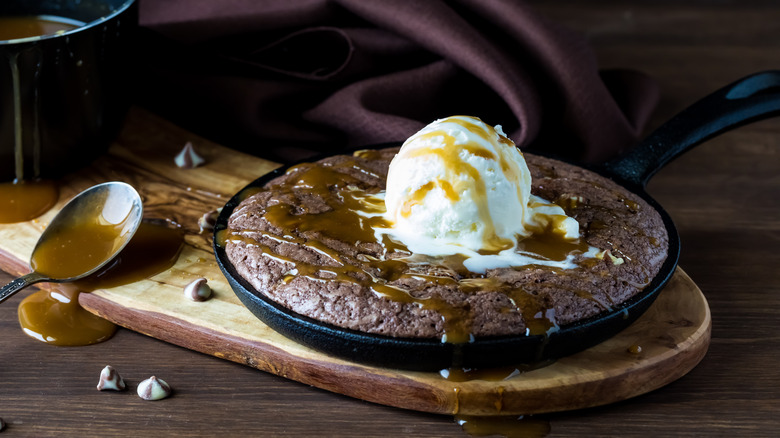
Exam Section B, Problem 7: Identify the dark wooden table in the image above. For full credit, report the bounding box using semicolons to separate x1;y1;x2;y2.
2;1;779;436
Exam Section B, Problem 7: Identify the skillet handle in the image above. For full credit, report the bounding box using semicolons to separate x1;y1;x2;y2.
604;70;780;187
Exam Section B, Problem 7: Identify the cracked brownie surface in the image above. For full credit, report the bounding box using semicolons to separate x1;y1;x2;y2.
224;147;668;340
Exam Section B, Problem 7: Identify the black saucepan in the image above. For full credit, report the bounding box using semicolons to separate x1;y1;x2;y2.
0;0;137;181
214;71;780;371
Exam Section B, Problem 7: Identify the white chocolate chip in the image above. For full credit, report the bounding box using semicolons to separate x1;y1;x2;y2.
608;252;625;265
569;195;586;207
595;249;625;265
174;141;206;169
198;208;222;234
96;365;126;391
184;277;212;302
137;376;172;401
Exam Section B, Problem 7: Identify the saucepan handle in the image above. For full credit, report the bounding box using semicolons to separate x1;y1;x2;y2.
605;70;780;187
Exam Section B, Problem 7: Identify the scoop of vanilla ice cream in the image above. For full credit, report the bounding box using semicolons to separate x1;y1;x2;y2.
384;116;579;258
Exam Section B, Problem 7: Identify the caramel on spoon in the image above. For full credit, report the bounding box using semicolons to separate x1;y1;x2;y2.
0;182;143;303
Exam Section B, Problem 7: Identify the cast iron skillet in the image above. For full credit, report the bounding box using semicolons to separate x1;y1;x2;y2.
215;71;780;371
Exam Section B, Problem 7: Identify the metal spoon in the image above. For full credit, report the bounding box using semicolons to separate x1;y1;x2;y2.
0;181;143;303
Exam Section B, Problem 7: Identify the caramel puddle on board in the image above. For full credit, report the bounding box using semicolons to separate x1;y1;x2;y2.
18;221;184;346
442;362;554;437
0;180;58;223
17;285;117;345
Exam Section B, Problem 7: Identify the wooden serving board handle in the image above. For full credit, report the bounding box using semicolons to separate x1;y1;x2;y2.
0;108;711;415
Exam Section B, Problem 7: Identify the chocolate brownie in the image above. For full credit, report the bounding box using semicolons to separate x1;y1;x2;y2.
224;147;668;341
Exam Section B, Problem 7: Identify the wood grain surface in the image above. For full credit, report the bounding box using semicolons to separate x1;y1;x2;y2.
80;268;710;416
0;105;711;416
0;1;779;436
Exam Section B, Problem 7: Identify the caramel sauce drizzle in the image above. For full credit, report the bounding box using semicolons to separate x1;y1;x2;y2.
0;180;59;224
399;180;459;218
0;16;80;40
17;285;117;346
406;137;502;249
30;210;132;280
398;118;529;252
18;222;185;346
455;414;551;438
221;152;607;344
0;17;84;224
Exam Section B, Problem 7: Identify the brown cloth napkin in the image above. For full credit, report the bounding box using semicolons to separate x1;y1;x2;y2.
137;0;658;164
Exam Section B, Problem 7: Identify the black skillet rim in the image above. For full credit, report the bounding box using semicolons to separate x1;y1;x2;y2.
213;144;681;371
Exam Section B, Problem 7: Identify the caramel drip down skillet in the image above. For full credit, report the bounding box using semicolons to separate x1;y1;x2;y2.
215;71;780;371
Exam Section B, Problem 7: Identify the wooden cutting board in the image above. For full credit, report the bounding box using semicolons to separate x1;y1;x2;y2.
0;107;711;416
